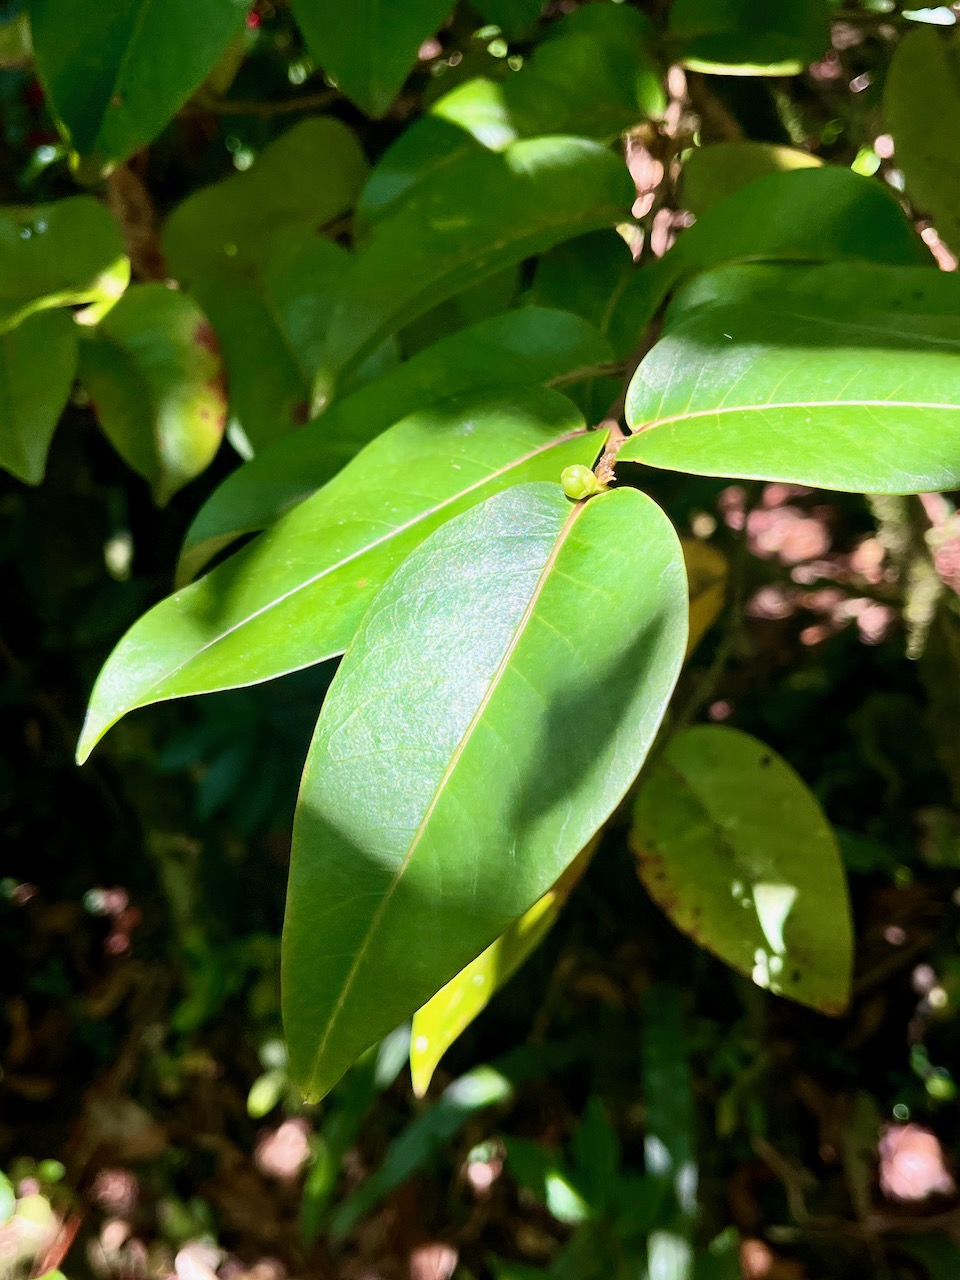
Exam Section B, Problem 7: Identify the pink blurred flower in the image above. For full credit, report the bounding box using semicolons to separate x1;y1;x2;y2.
879;1124;955;1202
254;1119;311;1180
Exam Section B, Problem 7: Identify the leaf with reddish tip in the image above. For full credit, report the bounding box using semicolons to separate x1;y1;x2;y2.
79;284;226;505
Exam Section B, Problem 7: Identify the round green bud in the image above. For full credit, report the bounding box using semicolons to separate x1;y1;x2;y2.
561;464;607;502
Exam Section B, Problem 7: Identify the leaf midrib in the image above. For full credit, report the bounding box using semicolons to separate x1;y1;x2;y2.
306;495;586;1094
633;398;960;434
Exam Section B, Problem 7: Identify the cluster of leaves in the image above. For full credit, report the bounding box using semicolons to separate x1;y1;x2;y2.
6;0;960;1274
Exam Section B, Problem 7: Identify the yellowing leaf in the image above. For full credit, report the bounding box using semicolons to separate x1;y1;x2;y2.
410;842;595;1096
681;538;727;656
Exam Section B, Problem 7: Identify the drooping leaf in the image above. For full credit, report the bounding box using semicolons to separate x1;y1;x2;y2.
164;118;367;284
290;0;454;118
620;291;960;494
630;725;853;1013
410;841;594;1096
283;481;687;1100
668;0;830;75
78;284;227;505
77;388;606;760
0;309;77;485
317;135;634;385
28;0;251;166
179;307;613;578
885;25;960;254
0;197;128;334
610;167;925;348
681;141;821;216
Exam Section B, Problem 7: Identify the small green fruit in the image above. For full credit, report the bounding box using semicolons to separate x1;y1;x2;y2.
561;464;607;502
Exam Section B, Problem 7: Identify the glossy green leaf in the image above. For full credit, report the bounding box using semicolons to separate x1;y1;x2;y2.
885;26;960;254
180;307;613;579
0;197;128;333
283;481;687;1100
681;141;821;216
630;726;853;1013
79;284;226;505
503;5;663;139
662;260;960;329
77;388;605;760
620;289;960;493
355;87;502;237
610;167;925;349
0;310;77;484
317;135;634;385
29;0;250;165
668;0;829;75
410;844;591;1096
164;118;367;284
290;0;454;118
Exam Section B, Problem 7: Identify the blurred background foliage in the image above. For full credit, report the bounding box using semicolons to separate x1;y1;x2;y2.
5;1;960;1277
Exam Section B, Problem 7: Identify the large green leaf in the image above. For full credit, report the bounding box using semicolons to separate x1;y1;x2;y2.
179;307;613;579
610;167;925;348
620;285;960;493
77;388;605;761
661;260;960;328
78;285;226;505
317;135;634;386
885;26;960;254
0;310;77;485
290;0;454;118
668;0;830;75
28;0;250;165
502;5;663;139
164;119;367;284
0;197;128;333
681;141;821;216
283;480;687;1100
630;726;852;1013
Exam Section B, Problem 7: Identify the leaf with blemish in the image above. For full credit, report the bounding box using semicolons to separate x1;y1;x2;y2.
79;284;226;505
29;0;251;165
630;725;852;1013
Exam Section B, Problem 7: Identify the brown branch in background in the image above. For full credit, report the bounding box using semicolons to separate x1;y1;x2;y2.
105;163;166;282
186;89;339;117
